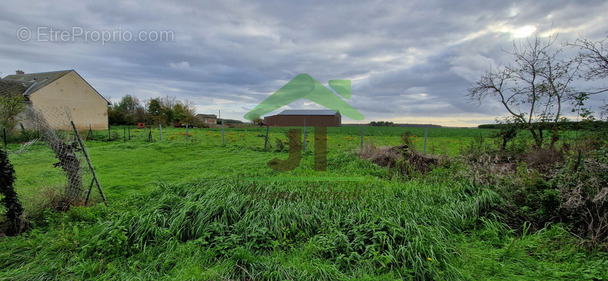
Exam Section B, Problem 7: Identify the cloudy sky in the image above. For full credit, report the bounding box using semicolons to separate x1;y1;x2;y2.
1;0;607;126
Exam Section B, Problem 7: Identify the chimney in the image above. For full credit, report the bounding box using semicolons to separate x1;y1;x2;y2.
16;70;24;75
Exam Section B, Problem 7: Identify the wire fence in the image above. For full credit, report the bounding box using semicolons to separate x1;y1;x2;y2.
4;118;506;158
7;107;106;208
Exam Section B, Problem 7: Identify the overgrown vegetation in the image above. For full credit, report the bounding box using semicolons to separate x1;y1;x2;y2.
0;147;28;236
1;124;607;279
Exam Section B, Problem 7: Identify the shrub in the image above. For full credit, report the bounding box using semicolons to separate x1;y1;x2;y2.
0;147;28;236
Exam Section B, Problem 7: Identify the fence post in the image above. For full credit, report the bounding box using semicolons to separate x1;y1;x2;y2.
70;121;108;207
186;125;189;142
303;119;307;151
108;125;111;141
86;124;93;140
159;125;163;141
123;127;126;142
128;126;131;141
423;127;428;155
222;120;225;145
264;123;269;150
2;128;7;147
361;126;364;150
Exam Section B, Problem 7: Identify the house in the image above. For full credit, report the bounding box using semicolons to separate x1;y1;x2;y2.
195;114;217;126
264;109;341;127
1;69;110;130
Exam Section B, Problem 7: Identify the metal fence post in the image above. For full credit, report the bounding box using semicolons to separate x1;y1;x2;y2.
424;127;428;155
361;126;364;150
159;124;163;141
303;119;307;151
264;123;269;150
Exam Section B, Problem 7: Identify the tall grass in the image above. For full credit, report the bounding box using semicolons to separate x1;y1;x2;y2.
52;178;499;280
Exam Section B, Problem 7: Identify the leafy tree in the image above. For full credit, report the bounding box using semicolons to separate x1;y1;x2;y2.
147;98;165;125
0;84;26;132
468;34;578;148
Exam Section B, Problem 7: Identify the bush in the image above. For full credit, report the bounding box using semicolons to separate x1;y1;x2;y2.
0;147;28;236
460;141;608;245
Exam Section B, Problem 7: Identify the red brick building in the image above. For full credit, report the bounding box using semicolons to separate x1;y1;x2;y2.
264;110;341;127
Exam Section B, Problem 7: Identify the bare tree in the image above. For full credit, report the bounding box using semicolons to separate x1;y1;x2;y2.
569;35;608;94
568;35;608;120
468;34;578;148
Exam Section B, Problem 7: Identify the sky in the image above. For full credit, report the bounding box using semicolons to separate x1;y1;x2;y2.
1;0;607;127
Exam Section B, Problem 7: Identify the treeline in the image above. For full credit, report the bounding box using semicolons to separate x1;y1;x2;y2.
367;121;441;128
478;121;608;130
369;121;394;127
108;95;201;126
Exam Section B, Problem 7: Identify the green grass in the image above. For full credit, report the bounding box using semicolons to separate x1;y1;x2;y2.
1;127;606;280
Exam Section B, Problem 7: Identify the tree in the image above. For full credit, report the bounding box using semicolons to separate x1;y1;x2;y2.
145;96;197;125
468;34;578;148
0;83;26;131
147;98;164;125
569;35;608;94
568;35;608;120
108;95;146;125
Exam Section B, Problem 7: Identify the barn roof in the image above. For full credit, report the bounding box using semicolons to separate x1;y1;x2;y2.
277;109;339;116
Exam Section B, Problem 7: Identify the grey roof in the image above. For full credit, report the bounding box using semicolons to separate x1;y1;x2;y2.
277;109;339;116
2;70;110;105
3;70;72;97
196;114;217;118
0;79;30;99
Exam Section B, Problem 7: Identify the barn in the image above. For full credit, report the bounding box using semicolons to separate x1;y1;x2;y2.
1;69;110;130
264;109;341;127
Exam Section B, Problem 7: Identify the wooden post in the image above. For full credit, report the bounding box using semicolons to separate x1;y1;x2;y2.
128;126;131;141
574;150;583;171
423;127;428;155
70;121;107;206
2;128;6;147
86;124;93;141
108;125;111;141
159;124;163;141
222;120;225;145
123;127;126;142
186;125;189;141
264;123;269;150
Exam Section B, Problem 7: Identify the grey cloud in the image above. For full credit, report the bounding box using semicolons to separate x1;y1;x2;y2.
1;0;607;124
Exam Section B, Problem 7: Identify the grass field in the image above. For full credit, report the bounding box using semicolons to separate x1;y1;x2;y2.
1;126;606;280
100;125;498;155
